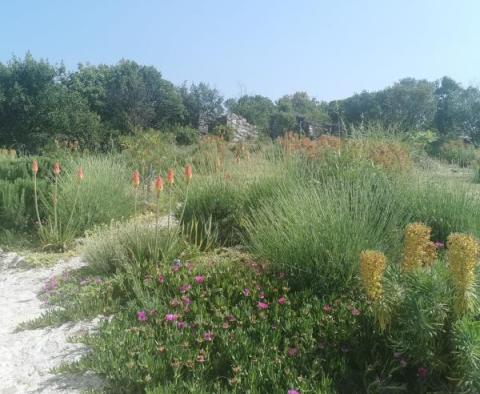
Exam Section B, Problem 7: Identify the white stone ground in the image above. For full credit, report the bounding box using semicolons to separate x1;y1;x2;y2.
0;251;103;394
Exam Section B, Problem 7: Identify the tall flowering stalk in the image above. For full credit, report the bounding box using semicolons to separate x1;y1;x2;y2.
179;164;193;226
52;162;61;237
32;160;43;231
167;168;174;231
401;223;437;272
132;170;141;215
360;250;387;302
446;233;479;317
154;175;164;253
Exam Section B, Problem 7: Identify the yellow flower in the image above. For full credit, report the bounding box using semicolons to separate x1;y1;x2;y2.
360;250;387;301
402;223;436;271
446;233;479;316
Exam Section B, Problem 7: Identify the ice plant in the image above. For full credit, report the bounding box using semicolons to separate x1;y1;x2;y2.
32;159;43;231
402;223;436;271
446;233;479;317
359;250;387;302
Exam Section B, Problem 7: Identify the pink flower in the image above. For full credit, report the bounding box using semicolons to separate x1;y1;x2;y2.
435;241;445;250
323;304;332;313
194;275;205;284
158;274;165;284
257;302;269;310
165;313;177;322
179;284;192;294
278;296;286;305
137;310;148;322
288;390;300;394
203;331;214;341
287;347;299;357
417;367;428;379
243;288;250;297
351;308;360;316
182;297;191;306
177;321;186;329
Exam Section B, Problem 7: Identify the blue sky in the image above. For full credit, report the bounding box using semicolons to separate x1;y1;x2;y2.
1;0;479;101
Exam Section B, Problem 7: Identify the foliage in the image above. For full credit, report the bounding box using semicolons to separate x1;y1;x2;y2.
437;139;477;167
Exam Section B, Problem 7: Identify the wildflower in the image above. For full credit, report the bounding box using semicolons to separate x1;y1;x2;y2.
203;331;214;341
77;166;84;181
184;164;193;183
131;170;140;188
53;162;61;175
177;321;186;329
446;233;479;316
32;160;39;175
196;354;206;363
323;304;332;313
222;322;230;329
158;274;165;284
167;168;174;185
417;367;428;379
402;223;436;271
182;297;191;306
259;292;266;299
165;314;177;322
154;175;164;197
257;302;269;310
359;250;387;301
287;347;299;357
278;296;286;305
179;284;192;294
242;288;250;297
288;390;300;394
435;241;445;250
137;310;147;322
170;299;181;307
351;308;361;316
194;275;205;284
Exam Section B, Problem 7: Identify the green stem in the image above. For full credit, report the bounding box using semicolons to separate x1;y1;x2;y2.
33;173;43;232
154;194;160;259
168;186;172;232
65;182;81;235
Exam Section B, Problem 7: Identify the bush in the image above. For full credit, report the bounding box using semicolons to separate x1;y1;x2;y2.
246;170;409;294
39;155;135;246
437;140;477;167
174;127;199;146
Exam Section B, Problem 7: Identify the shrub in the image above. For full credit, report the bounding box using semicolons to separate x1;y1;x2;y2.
246;170;409;294
437;140;477;167
174;126;199;145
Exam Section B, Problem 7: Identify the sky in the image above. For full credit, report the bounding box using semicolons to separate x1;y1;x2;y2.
1;0;480;101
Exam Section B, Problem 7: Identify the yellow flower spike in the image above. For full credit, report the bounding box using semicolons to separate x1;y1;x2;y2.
446;233;479;317
402;223;437;272
360;250;387;301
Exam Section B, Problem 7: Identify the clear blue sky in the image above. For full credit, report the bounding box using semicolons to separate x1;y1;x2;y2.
1;0;479;101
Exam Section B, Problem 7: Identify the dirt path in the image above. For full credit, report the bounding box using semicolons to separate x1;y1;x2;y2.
0;251;102;394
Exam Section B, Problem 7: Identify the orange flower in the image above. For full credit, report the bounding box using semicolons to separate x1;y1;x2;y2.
155;175;164;197
53;162;61;175
32;160;39;175
167;168;174;185
184;164;192;183
131;170;141;188
77;167;84;181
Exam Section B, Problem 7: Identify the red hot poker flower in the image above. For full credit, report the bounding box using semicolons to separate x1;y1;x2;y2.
184;164;193;183
32;160;39;175
131;170;140;188
167;168;174;185
53;162;61;175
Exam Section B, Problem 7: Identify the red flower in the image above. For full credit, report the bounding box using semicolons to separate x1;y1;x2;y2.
32;160;39;175
131;170;140;187
155;175;164;196
184;164;193;183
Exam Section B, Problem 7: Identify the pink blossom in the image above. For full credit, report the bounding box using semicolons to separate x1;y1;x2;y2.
158;275;165;284
323;304;332;313
351;308;360;316
242;288;250;297
435;241;445;250
203;331;214;341
177;321;186;329
278;296;286;305
194;275;205;284
165;313;177;322
287;347;299;357
417;367;428;379
182;297;191;306
179;284;192;294
137;310;148;322
288;390;300;394
257;302;269;310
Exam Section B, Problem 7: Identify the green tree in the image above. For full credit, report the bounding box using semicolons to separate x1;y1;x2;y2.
226;95;275;132
179;82;224;129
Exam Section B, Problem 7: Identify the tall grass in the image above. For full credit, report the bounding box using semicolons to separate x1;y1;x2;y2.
246;169;410;293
